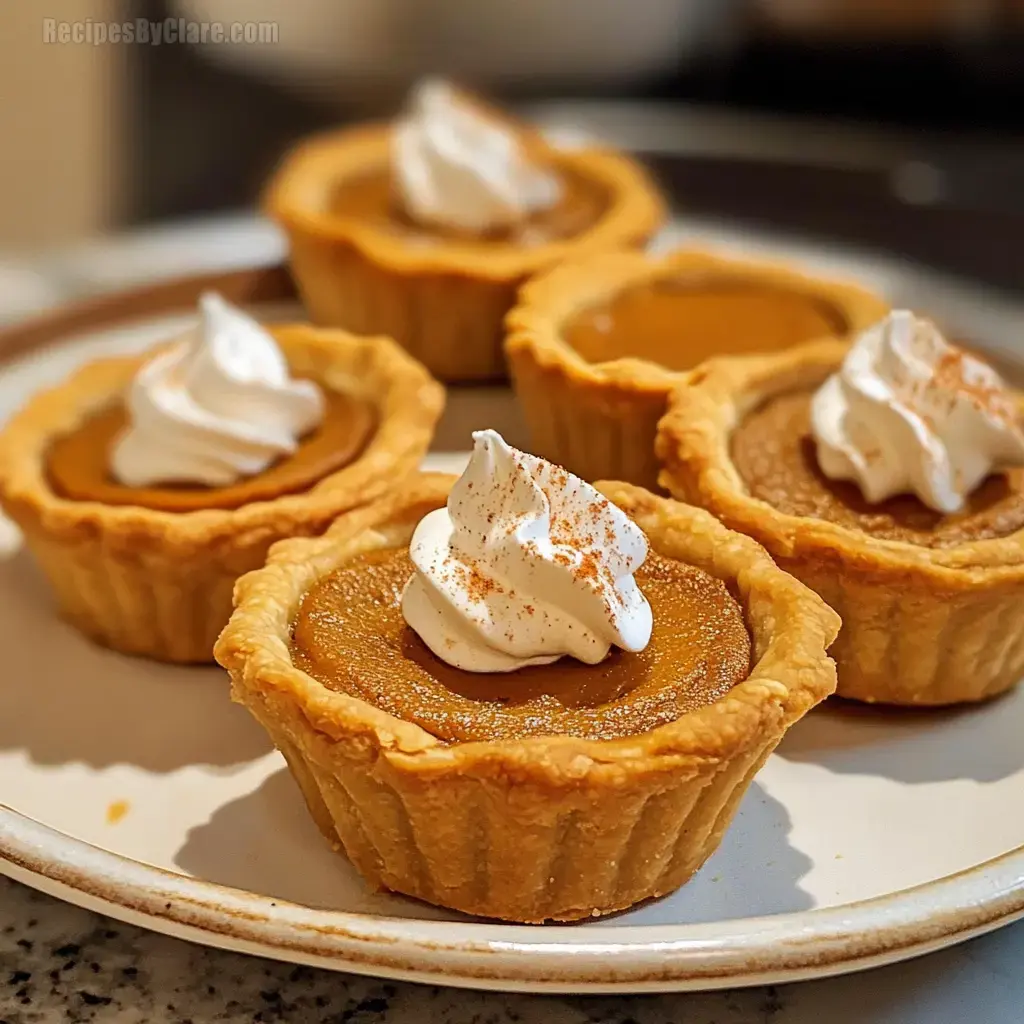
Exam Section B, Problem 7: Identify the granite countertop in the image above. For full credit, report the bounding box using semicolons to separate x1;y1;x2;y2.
2;876;1023;1024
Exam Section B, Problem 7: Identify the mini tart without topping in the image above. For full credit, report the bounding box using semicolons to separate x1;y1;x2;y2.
0;324;444;663
265;125;665;383
505;248;889;491
215;474;838;923
656;339;1024;706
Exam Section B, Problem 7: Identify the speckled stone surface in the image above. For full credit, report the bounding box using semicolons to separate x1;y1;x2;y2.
2;877;1024;1024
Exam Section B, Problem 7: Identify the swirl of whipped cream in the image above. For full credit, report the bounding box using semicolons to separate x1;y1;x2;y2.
401;430;652;673
811;310;1024;513
393;78;562;235
111;292;324;488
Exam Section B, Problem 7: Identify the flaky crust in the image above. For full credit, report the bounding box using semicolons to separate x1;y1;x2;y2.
215;475;839;922
0;324;444;662
265;126;665;382
656;341;1024;704
505;249;890;490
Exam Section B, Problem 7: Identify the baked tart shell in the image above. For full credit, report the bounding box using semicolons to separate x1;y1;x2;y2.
0;325;444;663
265;126;666;384
215;475;838;923
505;249;889;491
656;340;1024;705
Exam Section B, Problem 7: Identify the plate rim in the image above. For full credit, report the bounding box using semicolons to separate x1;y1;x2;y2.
4;804;1024;992
2;260;1024;992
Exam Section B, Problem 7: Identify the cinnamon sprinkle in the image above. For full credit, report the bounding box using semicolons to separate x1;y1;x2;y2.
930;346;1017;424
574;549;601;584
453;561;502;603
436;437;643;648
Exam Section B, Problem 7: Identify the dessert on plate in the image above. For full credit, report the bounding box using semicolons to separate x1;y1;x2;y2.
658;309;1024;705
0;292;443;663
216;430;839;922
506;247;889;490
265;79;666;383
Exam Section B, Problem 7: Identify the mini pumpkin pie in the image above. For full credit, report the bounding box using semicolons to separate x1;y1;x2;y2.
265;79;665;383
658;310;1024;706
0;293;443;663
215;430;839;922
505;247;889;491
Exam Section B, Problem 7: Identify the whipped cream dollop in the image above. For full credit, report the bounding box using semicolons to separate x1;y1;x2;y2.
393;79;562;235
111;292;324;488
811;310;1024;513
402;430;652;673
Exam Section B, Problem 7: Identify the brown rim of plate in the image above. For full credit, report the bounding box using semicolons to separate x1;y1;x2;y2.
3;805;1024;990
0;264;297;367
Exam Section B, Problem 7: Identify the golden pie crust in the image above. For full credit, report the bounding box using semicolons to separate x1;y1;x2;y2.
265;125;665;383
505;248;889;491
0;324;444;663
656;339;1024;706
215;474;839;922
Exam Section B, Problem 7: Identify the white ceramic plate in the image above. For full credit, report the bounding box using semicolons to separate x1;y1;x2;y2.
3;228;1024;993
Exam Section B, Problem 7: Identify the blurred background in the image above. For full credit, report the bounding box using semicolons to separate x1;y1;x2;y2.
2;0;1023;316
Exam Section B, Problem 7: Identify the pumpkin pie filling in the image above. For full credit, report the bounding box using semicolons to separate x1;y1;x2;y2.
563;273;852;372
329;165;610;247
46;389;377;513
291;546;751;743
731;389;1024;547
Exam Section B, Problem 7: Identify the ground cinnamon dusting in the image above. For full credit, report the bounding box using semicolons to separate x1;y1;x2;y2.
456;561;502;602
574;549;601;584
927;347;1017;424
